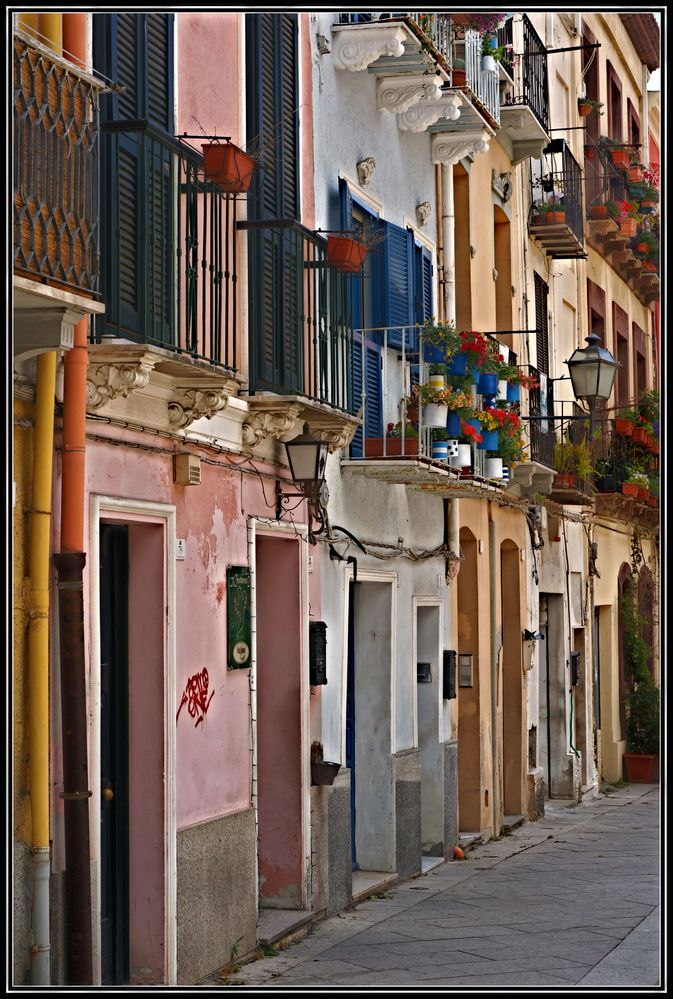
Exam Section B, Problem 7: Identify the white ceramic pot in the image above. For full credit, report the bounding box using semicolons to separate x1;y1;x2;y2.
424;403;449;428
484;457;504;479
449;443;473;468
428;373;445;391
497;379;508;400
447;439;460;458
481;54;497;73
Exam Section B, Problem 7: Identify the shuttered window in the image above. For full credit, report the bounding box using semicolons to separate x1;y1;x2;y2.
383;221;414;351
350;335;382;457
94;14;174;340
534;272;549;375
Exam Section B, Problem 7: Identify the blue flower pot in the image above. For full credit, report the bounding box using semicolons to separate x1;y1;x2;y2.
431;441;449;462
467;364;480;384
465;418;482;437
481;393;496;409
506;382;520;403
424;343;445;364
447;411;461;436
478;372;498;396
478;429;499;451
447;353;467;376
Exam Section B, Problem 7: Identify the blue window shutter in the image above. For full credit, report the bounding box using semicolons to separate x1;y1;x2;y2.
339;177;354;231
415;244;433;325
383;222;414;352
350;335;382;457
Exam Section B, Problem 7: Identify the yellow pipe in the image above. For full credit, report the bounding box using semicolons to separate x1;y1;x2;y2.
39;12;62;53
17;12;39;40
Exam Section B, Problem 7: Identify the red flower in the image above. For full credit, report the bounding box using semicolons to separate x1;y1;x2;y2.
462;422;483;444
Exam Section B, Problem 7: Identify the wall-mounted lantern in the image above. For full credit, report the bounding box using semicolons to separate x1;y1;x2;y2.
277;423;330;531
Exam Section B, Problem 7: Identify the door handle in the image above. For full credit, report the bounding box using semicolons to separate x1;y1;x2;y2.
102;786;114;801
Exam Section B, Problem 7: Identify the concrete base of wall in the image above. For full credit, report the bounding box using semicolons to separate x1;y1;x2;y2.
551;754;583;802
13;840;31;986
526;767;546;821
310;786;328;915
327;769;352;915
177;808;257;986
394;750;421;881
443;740;458;859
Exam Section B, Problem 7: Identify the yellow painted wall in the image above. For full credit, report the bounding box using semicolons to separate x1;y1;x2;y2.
13;397;33;843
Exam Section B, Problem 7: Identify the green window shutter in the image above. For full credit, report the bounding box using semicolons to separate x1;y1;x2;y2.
535;272;549;375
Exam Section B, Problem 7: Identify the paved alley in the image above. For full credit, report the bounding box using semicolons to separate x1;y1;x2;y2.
211;784;660;990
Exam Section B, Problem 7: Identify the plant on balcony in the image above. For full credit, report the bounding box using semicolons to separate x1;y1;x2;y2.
637;389;659;425
617;200;639;236
326;234;368;272
495;412;525;466
577;98;604;117
553;434;593;485
623;467;649;500
459;330;490;368
620;587;659;780
480;32;512;65
633;230;657;258
420;320;462;364
532;202;552;224
603;139;632;170
387;420;418;439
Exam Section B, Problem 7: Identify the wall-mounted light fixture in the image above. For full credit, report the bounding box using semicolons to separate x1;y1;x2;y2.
565;332;618;435
523;629;544;641
277;423;330;531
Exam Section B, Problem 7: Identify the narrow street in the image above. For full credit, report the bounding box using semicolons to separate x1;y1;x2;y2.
214;784;660;989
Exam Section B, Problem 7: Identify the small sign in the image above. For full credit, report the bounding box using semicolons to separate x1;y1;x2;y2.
227;565;252;669
176;539;186;560
308;555;314;573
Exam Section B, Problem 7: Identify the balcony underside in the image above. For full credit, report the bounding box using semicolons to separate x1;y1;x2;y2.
499;103;550;164
14;274;105;361
547;482;594;506
594;493;659;530
428;88;496;136
586;220;659;303
504;461;555;498
341;457;512;497
529;222;587;260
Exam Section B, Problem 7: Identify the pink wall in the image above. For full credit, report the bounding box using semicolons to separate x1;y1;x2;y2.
256;535;303;906
300;13;316;229
177;14;240;143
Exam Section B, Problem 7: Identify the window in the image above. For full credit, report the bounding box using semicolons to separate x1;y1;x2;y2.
613;303;629;404
534;272;549;375
606;61;623;142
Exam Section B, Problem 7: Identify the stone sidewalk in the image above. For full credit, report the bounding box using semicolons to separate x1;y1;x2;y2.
206;784;660;989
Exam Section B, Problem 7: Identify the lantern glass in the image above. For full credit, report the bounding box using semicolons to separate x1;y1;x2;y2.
567;333;618;403
285;425;328;484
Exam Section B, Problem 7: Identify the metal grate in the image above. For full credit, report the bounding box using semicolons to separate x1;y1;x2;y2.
13;34;101;296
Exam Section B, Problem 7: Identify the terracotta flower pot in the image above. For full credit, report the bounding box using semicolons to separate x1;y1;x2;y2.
647;496;657;508
623;752;658;783
635;242;649;254
614;418;633;437
554;473;574;489
637;486;649;502
548;211;566;224
628;166;643;183
577;101;592;117
327;235;368;272
365;437;419;458
619;218;638;236
640;200;656;212
452;69;466;86
202;141;257;193
622;481;639;497
632;427;648;444
610;148;630;169
590;204;608;220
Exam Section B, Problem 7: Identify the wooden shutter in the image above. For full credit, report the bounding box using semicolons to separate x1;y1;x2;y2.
534;272;549;375
350;335;382;456
383;221;414;351
413;242;433;349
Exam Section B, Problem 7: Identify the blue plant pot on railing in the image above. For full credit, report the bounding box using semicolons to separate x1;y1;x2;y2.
506;382;520;403
446;353;467;376
447;411;461;436
424;343;445;364
481;393;496;409
431;441;449;462
478;429;499;451
478;372;498;396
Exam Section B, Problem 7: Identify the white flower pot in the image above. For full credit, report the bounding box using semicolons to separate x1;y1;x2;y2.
484;457;504;479
497;379;508;400
447;439;460;458
449;443;473;468
481;54;497;73
428;373;445;391
424;403;449;428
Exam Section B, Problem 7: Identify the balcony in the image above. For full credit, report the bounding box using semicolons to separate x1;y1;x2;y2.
333;13;452;75
499;15;551;164
505;365;556;498
529;139;586;259
239;219;361;451
13;31;105;358
445;20;500;129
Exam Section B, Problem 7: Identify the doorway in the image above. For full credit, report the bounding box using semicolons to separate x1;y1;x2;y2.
415;602;443;859
501;541;523;816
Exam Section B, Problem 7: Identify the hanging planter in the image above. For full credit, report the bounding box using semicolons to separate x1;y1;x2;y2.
429;372;446;391
424;343;445;363
484;457;504;479
628;165;644;183
639;200;656;213
577;99;592;117
311;761;341;786
447;411;461;436
481;54;497;73
497;379;509;400
424;403;449;428
327;235;368;272
609;148;630;169
431;440;449;462
202;140;257;193
478;429;499;451
449;443;473;468
447;353;468;376
506;382;520;403
477;372;498;396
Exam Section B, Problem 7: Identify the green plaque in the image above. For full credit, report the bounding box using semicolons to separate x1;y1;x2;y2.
227;565;251;669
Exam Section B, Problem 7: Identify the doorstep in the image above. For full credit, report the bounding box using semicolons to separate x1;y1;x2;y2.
256;907;313;948
352;869;398;904
421;856;445;874
503;813;526;833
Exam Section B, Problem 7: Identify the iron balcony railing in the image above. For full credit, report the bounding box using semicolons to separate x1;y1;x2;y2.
500;15;550;134
239;219;357;413
524;365;555;468
336;12;452;65
592;420;658;496
584;137;632;216
530;139;585;249
93;122;238;370
461;27;500;124
13;32;100;296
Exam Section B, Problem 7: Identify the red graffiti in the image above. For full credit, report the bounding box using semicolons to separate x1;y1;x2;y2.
176;668;215;728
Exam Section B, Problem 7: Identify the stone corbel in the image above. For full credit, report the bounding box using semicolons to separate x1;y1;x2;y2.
168;387;230;429
431;130;491;165
87;357;157;410
301;413;360;453
397;92;462;131
376;73;443;114
416;201;432;228
332;24;406;71
242;403;302;448
14;307;82;360
356;157;376;186
492;169;513;203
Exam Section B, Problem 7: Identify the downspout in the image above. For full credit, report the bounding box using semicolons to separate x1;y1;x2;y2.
489;504;499;834
441;163;456;326
641;65;649;166
53;13;94;986
21;12;59;984
435;164;445;323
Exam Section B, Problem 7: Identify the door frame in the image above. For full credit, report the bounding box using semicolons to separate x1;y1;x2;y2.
89;495;177;985
247;517;311;909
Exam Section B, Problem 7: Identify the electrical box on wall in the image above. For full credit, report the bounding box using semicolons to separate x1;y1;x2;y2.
309;621;328;685
570;650;581;687
443;650;457;699
174;452;201;485
227;566;252;669
458;653;474;688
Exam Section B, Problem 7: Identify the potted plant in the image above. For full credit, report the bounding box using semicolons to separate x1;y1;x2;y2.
476;345;505;396
621;592;658;782
577;97;604;118
627;160;644;183
412;382;455;429
458;330;490;381
604;140;631;170
480;32;511;72
553;434;593;488
444;388;474;436
327;233;369;272
420;320;462;366
614;408;635;437
617;200;639;236
202;139;258;193
637;389;659;425
365;420;419;458
623;468;649;500
452;57;466;87
590;202;609;220
532;202;551;225
547;198;566;224
475;408;502;450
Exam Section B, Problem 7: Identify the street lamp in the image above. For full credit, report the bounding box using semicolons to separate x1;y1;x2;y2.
276;424;330;527
565;332;618;435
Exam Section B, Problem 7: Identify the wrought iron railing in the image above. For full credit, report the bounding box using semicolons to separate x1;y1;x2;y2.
240;220;357;412
531;139;584;246
336;12;452;65
13;33;100;296
584;137;631;215
501;15;549;134
497;16;514;80
592;422;658;495
525;365;555;468
462;28;500;124
93;123;238;370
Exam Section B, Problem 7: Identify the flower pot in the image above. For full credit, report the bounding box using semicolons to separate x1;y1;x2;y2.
619;218;637;236
450;443;473;468
554;473;575;489
548;211;566;224
497;379;508;400
431;441;449;462
481;54;497;73
622;481;639;497
506;382;520;403
622;752;658;783
424;403;449;428
484;457;503;479
637;486;649;502
311;761;341;786
446;412;461;436
501;465;510;483
635;242;649;254
640;200;656;212
647;495;657;508
447;439;460;459
610;148;630;169
365;437;419;457
429;373;446;391
478;429;499;451
628;166;643;183
447;353;468;376
424;343;445;364
615;419;633;437
452;69;466;86
477;372;498;396
202;141;256;193
632;427;648;444
327;235;368;272
577;101;592;117
590;204;608;220
464;417;482;437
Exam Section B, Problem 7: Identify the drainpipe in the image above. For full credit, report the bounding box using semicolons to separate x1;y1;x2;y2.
641;65;649;166
441;164;456;325
489;504;499;834
54;13;94;986
435;164;445;323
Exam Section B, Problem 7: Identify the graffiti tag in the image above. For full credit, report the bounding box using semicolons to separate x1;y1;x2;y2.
176;667;215;727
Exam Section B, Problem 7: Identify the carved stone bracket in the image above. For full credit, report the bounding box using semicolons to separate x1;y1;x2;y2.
376;73;443;114
242;403;302;448
332;25;406;71
416;201;432;228
492;169;513;203
356;157;377;186
168;386;230;429
301;412;360;453
431;130;490;165
87;358;156;410
397;92;462;131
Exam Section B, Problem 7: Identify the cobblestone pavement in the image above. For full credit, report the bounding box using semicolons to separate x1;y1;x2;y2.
207;784;660;990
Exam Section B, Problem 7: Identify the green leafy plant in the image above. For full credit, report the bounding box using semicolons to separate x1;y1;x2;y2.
553;434;593;479
578;97;604;116
605;200;620;219
637;389;659;424
387;420;419;439
625;467;649;488
418;321;462;361
620;588;658;755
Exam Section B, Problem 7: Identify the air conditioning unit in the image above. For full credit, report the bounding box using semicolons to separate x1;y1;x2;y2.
173;452;201;485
